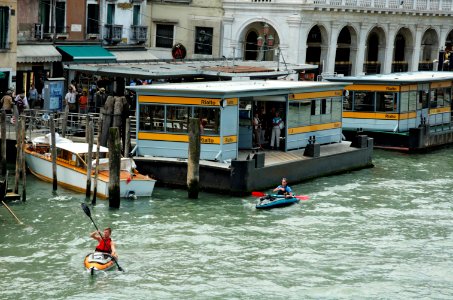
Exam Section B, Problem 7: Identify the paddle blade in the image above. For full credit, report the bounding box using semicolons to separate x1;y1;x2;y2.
295;195;309;201
81;203;91;217
251;191;266;197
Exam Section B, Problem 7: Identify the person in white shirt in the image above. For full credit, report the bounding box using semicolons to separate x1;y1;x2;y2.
65;85;77;112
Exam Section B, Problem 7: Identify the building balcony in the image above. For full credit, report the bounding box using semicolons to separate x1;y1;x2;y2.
131;25;148;43
224;0;453;15
32;24;70;41
104;24;123;44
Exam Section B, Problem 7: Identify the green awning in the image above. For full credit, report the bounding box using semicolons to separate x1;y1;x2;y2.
56;46;116;62
0;72;5;79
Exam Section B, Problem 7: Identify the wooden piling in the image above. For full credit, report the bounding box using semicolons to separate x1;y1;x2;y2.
1;110;6;176
108;127;121;208
100;96;115;147
85;114;91;143
61;104;69;137
113;96;123;128
20;117;26;202
14;109;21;194
187;118;201;199
121;97;130;156
124;117;130;157
92;116;102;205
50;115;58;191
86;120;94;199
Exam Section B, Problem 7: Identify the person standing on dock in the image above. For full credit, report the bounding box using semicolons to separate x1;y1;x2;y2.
0;90;14;114
273;178;293;198
14;92;28;114
79;90;88;114
95;88;107;113
90;227;118;258
270;111;283;150
28;84;38;109
253;112;262;148
65;85;77;113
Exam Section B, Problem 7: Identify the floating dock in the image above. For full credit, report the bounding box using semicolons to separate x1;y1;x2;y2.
128;80;374;195
134;137;373;195
325;71;453;152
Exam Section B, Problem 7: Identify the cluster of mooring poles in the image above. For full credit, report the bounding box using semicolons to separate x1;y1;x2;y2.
96;96;130;208
1;108;24;224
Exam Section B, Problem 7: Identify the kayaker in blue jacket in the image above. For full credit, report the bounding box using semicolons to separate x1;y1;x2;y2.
273;178;293;198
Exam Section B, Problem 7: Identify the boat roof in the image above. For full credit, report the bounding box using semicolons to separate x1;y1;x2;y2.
324;71;453;84
56;142;109;154
128;80;349;97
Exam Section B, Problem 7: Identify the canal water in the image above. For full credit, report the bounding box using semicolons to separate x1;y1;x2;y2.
1;148;453;299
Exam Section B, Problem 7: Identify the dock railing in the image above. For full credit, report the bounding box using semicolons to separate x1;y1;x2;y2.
2;109;136;143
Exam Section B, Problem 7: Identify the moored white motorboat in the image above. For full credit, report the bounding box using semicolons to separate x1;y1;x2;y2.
84;252;116;275
24;134;155;198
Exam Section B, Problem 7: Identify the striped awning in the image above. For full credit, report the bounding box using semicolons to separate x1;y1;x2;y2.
17;45;62;63
110;50;158;62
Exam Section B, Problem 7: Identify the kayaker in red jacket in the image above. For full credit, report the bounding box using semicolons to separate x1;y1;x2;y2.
90;227;118;258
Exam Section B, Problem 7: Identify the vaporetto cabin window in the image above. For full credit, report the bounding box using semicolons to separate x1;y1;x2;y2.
430;87;451;108
288;97;341;128
400;89;417;113
353;91;374;112
139;104;220;135
417;84;430;110
376;92;397;112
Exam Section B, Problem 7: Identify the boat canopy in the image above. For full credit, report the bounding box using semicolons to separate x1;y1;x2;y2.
32;133;73;145
56;142;109;154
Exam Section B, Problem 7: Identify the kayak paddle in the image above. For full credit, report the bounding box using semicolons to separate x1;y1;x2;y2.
251;191;309;200
81;203;124;272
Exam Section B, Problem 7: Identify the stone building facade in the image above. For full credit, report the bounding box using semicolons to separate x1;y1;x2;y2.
222;0;453;76
0;0;17;96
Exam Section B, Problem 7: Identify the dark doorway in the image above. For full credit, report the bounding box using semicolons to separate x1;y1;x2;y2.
306;26;323;75
335;27;352;75
245;31;258;61
365;32;381;74
0;71;9;98
87;4;100;34
367;33;379;61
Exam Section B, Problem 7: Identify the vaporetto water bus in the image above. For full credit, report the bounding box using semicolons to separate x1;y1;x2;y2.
325;72;453;151
128;80;374;195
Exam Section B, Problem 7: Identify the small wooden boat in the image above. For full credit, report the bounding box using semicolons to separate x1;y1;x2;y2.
84;252;116;275
256;195;300;209
24;134;156;198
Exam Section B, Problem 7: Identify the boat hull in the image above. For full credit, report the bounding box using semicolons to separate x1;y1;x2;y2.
256;197;299;209
25;150;155;198
84;252;116;273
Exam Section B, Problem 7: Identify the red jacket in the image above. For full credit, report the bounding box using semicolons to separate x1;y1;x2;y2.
95;238;112;253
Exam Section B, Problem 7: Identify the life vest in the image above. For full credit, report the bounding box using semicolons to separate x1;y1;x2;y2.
95;238;112;253
277;185;291;195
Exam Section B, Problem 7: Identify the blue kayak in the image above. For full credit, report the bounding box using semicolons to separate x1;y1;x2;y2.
256;196;299;209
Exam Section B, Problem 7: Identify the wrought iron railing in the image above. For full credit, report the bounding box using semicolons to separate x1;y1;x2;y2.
131;25;148;43
224;0;453;13
104;24;123;44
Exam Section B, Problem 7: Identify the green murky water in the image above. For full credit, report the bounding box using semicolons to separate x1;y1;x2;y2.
1;148;453;299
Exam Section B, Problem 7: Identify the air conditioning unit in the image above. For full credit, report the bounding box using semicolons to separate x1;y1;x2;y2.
87;34;100;40
34;23;43;39
56;33;69;40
